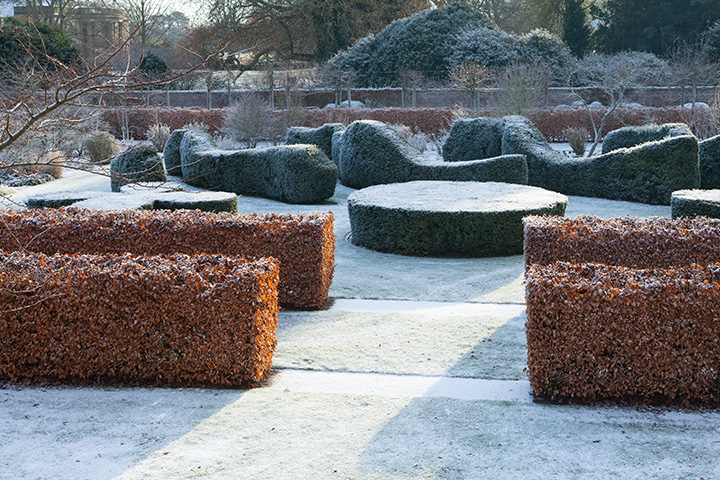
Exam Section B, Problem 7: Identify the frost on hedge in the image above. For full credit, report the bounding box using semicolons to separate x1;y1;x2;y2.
501;115;699;205
331;130;344;166
671;189;720;219
601;123;693;154
163;128;187;176
443;117;503;162
110;143;166;192
285;123;345;160
336;120;528;189
699;134;720;189
179;129;338;204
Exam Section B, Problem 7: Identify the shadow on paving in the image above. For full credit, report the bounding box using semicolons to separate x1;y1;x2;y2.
0;386;248;480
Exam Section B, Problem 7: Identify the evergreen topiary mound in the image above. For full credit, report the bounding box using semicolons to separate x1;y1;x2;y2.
178;130;338;204
110;144;166;192
336;120;527;189
348;181;567;256
699;135;720;189
601;123;693;154
500;116;699;205
286;123;345;160
443;117;503;162
163;128;187;176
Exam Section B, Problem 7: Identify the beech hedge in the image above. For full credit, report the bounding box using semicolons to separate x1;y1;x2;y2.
523;214;720;269
526;261;720;406
0;252;279;387
0;208;335;309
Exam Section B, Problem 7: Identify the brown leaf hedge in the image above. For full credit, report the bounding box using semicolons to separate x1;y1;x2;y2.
0;208;335;309
525;262;720;406
0;252;279;387
523;215;720;405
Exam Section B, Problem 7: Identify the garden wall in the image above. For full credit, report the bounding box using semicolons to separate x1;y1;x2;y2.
525;261;720;406
0;208;335;309
0;252;279;387
523;215;720;269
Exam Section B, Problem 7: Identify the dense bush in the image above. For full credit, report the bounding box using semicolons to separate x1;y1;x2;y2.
699;134;720;188
178;129;338;203
442;117;503;162
601;123;693;154
501;115;700;204
285;123;345;159
110;143;166;192
337;120;527;189
222;95;280;148
563;127;589;156
84;131;119;164
0;18;77;73
329;2;492;86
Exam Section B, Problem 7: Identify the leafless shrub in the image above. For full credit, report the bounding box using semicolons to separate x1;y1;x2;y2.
494;61;550;116
563;127;589;156
146;124;171;152
221;94;279;148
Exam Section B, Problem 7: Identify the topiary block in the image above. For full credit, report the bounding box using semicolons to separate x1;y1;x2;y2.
163;128;188;176
152;191;238;213
286;123;345;160
671;189;720;219
110;143;166;192
180;130;338;204
348;180;567;256
337;120;527;189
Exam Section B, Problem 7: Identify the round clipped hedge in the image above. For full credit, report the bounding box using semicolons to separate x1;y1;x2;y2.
348;180;568;256
671;189;720;219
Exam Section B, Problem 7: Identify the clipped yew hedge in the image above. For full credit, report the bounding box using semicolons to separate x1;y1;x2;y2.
0;208;335;309
0;252;279;387
671;189;720;219
526;261;720;406
523;215;720;269
285;123;345;160
600;123;693;154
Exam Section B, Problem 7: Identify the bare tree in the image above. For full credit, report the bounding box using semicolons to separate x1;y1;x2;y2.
668;40;719;107
399;69;425;108
494;61;550;116
449;61;491;109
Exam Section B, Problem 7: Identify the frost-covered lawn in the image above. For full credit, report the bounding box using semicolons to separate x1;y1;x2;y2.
3;163;718;480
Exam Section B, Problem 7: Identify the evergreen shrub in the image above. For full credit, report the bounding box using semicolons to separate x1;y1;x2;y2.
110;143;166;192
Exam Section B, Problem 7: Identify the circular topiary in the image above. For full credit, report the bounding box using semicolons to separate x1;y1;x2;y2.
348;180;568;256
671;189;720;219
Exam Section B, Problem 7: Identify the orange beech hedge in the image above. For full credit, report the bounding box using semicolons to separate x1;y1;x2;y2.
523;215;720;270
0;209;335;309
0;252;279;387
525;262;720;406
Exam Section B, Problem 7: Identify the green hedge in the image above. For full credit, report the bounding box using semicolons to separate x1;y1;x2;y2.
348;181;567;256
285;123;345;160
501;115;699;205
601;123;693;154
700;135;720;189
179;130;338;204
163;128;187;176
110;143;166;192
337;120;527;189
443;117;503;162
671;189;720;219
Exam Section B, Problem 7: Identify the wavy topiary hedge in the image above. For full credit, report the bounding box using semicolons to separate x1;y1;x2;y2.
600;123;693;154
501;115;699;204
348;181;567;256
700;134;720;189
336;120;527;189
110;143;166;192
286;123;345;160
177;129;338;204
